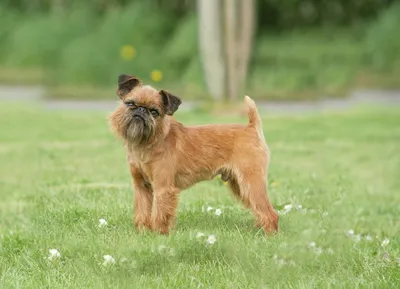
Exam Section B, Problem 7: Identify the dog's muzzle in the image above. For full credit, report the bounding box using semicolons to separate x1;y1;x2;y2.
133;107;148;121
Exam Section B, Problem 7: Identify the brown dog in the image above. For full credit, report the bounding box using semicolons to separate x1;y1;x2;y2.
108;74;278;235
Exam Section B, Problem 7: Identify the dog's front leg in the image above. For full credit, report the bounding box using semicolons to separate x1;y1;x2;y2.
130;166;153;232
151;186;180;235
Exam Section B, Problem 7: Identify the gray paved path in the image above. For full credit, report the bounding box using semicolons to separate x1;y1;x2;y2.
1;85;399;114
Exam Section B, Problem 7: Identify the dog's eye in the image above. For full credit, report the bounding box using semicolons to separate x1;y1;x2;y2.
150;109;159;117
125;102;136;108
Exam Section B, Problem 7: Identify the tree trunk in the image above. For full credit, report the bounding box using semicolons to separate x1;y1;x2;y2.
223;0;238;101
236;0;255;97
52;0;66;14
197;0;226;100
197;0;255;101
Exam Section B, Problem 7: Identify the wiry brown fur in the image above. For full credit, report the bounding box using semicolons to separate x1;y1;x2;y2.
108;75;278;235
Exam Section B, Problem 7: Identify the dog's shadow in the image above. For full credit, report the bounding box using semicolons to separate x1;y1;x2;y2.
175;208;260;234
132;211;270;276
126;210;276;276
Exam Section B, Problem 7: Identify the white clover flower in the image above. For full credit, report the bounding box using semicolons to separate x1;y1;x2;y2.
98;218;108;228
280;204;293;215
168;248;176;256
381;238;390;247
284;204;293;211
196;232;205;239
289;260;297;266
206;234;217;245
346;229;354;236
157;245;175;256
365;235;373;241
102;255;116;266
296;205;303;210
47;249;61;261
158;245;168;253
354;234;362;242
315;247;323;255
215;209;222;216
307;242;324;255
206;206;213;212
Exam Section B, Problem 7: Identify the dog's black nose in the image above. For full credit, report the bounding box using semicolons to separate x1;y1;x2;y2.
136;107;147;114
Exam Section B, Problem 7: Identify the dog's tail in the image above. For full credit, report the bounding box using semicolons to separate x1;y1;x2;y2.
244;95;265;141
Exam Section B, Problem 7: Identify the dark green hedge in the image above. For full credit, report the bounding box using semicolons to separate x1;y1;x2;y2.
1;0;393;30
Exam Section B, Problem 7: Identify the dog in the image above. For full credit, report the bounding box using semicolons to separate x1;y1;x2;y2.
108;74;279;235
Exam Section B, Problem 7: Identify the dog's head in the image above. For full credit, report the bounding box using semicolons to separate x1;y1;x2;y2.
109;74;181;146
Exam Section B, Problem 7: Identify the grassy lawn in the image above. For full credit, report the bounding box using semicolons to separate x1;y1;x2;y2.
0;101;399;288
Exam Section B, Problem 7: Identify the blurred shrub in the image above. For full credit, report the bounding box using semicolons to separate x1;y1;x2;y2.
364;3;400;71
0;6;20;63
162;13;206;95
257;0;389;30
163;14;199;80
249;31;362;97
53;1;175;87
0;0;389;28
0;0;398;100
2;6;98;68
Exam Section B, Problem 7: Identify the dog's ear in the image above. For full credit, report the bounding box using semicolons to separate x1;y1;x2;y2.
159;90;182;115
117;74;141;98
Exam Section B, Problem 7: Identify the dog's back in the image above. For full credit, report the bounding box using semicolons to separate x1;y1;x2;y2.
166;101;268;190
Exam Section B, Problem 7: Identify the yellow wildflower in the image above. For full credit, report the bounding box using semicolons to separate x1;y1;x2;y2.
151;70;163;82
271;181;280;188
120;45;136;61
215;175;228;185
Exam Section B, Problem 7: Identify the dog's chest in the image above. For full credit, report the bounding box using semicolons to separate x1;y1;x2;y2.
127;151;154;182
126;149;151;164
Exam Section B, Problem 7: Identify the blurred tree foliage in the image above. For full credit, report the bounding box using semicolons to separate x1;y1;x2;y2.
0;0;397;100
0;0;391;28
257;0;391;30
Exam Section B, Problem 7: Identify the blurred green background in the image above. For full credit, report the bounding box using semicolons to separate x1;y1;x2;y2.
1;3;399;287
0;0;399;101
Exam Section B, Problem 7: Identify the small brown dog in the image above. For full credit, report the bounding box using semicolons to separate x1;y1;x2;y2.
108;74;278;235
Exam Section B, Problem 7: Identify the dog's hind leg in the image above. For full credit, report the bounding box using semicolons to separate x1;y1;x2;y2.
232;169;279;234
227;177;250;208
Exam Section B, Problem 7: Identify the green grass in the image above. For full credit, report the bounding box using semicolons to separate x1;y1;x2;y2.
1;101;399;288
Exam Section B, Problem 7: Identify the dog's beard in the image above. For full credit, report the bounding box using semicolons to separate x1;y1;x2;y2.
122;113;156;146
